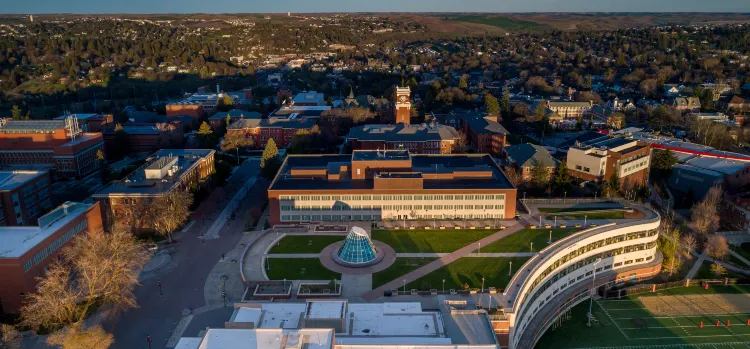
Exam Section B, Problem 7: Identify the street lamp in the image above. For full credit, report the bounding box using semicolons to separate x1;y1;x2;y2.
481;277;485;293
548;230;552;244
158;280;163;296
478;242;481;255
587;258;602;327
509;261;513;276
442;279;446;293
584;215;587;227
530;242;534;252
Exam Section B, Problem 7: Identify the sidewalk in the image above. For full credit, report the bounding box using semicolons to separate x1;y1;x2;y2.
362;221;524;301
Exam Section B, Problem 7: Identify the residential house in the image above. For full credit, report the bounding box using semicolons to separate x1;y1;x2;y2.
504;144;557;182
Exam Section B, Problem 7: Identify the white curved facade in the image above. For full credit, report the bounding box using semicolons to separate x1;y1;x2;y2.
503;207;661;349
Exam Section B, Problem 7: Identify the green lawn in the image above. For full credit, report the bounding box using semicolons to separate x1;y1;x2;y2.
556;211;626;220
372;257;438;288
730;245;750;264
538;207;605;213
265;258;340;281
726;253;750;268
268;235;344;254
371;229;498;253
402;257;530;291
482;228;581;253
693;261;744;279
448;15;547;30
535;292;750;349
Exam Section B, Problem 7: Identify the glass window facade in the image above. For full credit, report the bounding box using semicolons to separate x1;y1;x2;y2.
336;227;378;264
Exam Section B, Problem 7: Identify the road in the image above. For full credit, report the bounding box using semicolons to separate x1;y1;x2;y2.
104;158;265;349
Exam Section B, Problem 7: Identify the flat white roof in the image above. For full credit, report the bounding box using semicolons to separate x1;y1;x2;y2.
174;337;202;349
306;301;346;319
0;202;91;259
198;328;333;349
334;337;453;345
234;307;262;324
336;345;496;349
257;303;306;328
347;303;443;337
685;156;750;175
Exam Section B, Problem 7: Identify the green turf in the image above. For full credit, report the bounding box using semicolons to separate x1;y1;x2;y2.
537;207;607;213
402;257;529;291
268;235;344;254
265;258;340;281
535;287;750;349
556;211;626;220
726;253;750;269
693;261;744;280
730;245;750;265
371;229;498;253
447;15;546;30
481;228;581;253
372;257;438;288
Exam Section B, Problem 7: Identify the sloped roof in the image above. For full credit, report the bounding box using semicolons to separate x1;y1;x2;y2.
348;123;458;142
504;143;557;168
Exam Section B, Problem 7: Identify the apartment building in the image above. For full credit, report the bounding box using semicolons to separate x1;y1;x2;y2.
0;119;104;179
92;149;215;230
0;201;103;314
566;136;652;189
0;171;52;226
267;150;517;225
432;112;509;156
226;105;326;149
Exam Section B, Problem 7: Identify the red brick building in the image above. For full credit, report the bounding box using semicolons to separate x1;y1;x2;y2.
102;122;184;156
166;101;206;120
432;112;509;156
0;119;104;178
347;123;458;154
0;201;103;314
226;106;325;149
267;150;518;226
92;149;215;230
0;171;53;226
566;136;652;190
53;113;113;133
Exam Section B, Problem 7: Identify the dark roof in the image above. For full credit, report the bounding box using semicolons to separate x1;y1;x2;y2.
270;152;514;191
464;115;509;135
347;123;458;143
228;117;316;130
0;120;65;134
556;131;609;151
270;106;330;119
504;144;557;168
209;109;261;120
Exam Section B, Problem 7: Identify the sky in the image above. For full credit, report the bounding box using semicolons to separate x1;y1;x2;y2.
4;0;750;14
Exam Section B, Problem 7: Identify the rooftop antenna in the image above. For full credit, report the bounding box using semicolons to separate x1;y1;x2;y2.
65;114;81;140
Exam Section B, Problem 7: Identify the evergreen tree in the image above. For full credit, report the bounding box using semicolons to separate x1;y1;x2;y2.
484;94;500;115
651;149;678;179
502;88;511;114
530;160;549;190
260;138;281;180
197;122;215;148
552;160;572;194
11;105;25;120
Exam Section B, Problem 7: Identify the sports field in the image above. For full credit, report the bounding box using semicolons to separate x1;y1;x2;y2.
536;285;750;349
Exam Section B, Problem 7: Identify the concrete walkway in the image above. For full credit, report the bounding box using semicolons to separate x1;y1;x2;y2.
729;248;750;266
685;253;706;279
362;221;524;301
202;177;257;239
263;252;537;258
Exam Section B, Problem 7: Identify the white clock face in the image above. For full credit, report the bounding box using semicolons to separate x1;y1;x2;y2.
400;96;407;102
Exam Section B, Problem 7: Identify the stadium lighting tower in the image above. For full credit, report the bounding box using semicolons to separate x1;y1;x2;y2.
587;258;602;327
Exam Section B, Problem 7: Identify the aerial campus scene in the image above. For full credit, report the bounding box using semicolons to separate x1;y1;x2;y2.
3;1;750;349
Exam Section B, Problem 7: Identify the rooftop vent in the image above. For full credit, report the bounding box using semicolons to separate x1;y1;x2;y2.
144;155;179;180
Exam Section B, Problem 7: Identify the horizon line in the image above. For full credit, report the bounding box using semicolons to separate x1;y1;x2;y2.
5;11;750;15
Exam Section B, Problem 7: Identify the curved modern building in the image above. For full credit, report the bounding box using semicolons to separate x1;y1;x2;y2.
333;226;382;267
502;205;662;349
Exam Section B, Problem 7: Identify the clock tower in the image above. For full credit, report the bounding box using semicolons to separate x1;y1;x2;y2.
394;87;411;124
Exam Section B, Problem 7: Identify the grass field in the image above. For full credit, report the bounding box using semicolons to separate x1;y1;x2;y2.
447;15;547;30
538;207;607;213
403;257;529;291
482;228;580;253
556;211;626;220
694;261;745;279
371;229;497;253
267;235;344;254
731;245;750;265
372;257;438;288
265;258;340;281
536;285;750;349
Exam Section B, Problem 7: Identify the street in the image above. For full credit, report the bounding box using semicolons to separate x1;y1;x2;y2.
102;158;265;349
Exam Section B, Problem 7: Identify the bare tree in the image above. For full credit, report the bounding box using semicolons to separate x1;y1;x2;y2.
1;324;21;349
21;228;149;331
606;112;626;130
710;263;727;277
705;235;729;261
454;131;468;153
690;185;723;237
221;132;254;165
680;233;698;257
47;325;113;349
151;190;194;243
504;166;523;187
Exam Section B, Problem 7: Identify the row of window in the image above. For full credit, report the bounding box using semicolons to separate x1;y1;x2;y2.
24;219;88;272
280;204;505;211
279;213;505;222
279;194;506;201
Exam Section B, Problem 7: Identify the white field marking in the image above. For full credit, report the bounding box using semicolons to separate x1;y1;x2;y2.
619;324;750;329
612;313;750;320
625;333;750;340
568;341;750;349
595;299;630;340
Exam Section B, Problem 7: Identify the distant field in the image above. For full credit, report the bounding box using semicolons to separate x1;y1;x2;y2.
447;15;547;30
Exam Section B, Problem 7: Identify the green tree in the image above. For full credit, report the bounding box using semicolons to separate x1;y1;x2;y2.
583;75;592;90
216;95;234;112
458;75;468;89
651;149;678;179
220;132;253;165
197;122;216;148
658;228;682;276
534;103;547;121
261;138;281;180
552;160;572;194
484;94;500;115
11;105;23;120
502;88;511;114
605;172;620;197
530;160;549;190
96;150;109;184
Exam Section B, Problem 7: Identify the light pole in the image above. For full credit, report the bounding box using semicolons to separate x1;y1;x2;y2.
584;215;587;227
554;216;557;227
158;280;163;296
564;191;567;202
509;261;513;276
548;230;552;244
530;242;534;252
442;279;446;293
478;242;481;255
587;258;602;327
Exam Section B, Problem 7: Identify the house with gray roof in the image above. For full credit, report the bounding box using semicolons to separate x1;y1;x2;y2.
504;144;558;182
347;123;459;154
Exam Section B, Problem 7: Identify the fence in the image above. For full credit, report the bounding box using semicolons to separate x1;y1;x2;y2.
604;278;750;299
522;198;628;205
